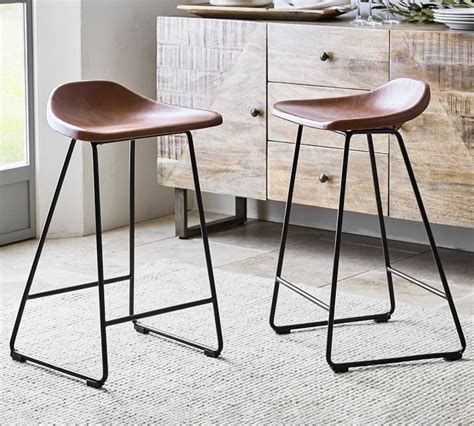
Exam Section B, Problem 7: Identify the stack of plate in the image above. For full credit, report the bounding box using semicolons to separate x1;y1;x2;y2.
433;8;474;31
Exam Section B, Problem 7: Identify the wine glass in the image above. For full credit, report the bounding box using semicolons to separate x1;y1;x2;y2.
351;0;367;25
366;0;382;25
382;0;400;24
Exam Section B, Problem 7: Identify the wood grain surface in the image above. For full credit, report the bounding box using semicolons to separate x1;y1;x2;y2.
157;17;267;199
390;30;473;227
157;17;472;228
268;23;389;90
268;141;389;214
177;4;353;21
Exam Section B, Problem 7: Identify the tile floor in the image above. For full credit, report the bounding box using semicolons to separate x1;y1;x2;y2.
1;212;473;315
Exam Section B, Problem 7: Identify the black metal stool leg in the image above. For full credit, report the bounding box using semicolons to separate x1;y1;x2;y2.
187;131;224;356
269;129;392;335
9;140;108;387
10;140;77;360
128;139;151;335
129;140;150;335
394;130;466;358
326;133;352;373
322;129;465;372
129;140;136;318
270;125;303;334
367;134;395;321
89;144;109;388
134;132;223;357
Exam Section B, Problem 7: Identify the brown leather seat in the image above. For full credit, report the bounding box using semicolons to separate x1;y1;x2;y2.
273;78;430;132
47;80;223;142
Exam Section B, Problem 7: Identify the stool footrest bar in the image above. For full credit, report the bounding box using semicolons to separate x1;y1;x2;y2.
106;298;213;327
134;322;218;354
28;275;132;300
387;267;446;299
276;277;330;311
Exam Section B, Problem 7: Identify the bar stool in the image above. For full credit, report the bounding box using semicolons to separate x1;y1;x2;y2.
10;81;224;388
269;78;466;372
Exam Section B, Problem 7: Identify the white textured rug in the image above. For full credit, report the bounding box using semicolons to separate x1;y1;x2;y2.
1;259;473;424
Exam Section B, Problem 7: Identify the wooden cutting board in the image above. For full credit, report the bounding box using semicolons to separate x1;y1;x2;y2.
177;3;355;21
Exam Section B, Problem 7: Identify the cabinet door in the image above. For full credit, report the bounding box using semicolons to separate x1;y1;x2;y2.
156;17;267;199
390;31;473;228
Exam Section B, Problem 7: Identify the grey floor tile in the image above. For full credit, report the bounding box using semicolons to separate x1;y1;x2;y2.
0;211;225;297
324;248;474;314
451;294;474;316
79;211;225;253
387;248;474;289
219;236;422;287
79;215;177;252
330;267;471;310
207;219;324;252
318;230;428;254
0;268;98;308
1;213;472;317
0;236;91;266
112;236;266;269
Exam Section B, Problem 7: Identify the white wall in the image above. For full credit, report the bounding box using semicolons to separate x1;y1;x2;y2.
80;0;187;233
34;0;84;237
35;0;189;236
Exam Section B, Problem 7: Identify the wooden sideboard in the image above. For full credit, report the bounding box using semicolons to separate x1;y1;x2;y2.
156;17;473;234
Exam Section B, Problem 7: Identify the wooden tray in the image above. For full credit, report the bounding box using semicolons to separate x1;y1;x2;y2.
177;3;355;21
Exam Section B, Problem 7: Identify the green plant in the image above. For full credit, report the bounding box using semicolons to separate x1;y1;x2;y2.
373;0;474;23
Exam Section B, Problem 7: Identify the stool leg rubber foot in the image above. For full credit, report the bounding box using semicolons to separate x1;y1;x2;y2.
331;364;349;374
11;351;26;363
204;350;219;358
374;313;391;324
86;380;103;389
134;323;150;335
444;353;462;362
274;327;291;335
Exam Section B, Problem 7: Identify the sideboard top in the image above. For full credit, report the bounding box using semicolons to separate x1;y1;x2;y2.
163;13;466;33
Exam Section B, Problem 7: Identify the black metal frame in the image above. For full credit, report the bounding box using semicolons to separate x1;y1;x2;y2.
10;132;223;388
270;125;466;373
174;188;247;239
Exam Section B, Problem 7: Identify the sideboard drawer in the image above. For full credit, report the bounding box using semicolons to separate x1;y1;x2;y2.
268;83;388;153
268;23;389;90
268;141;388;214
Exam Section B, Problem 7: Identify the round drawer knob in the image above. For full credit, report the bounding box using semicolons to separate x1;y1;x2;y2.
319;174;329;183
320;52;331;62
251;108;261;118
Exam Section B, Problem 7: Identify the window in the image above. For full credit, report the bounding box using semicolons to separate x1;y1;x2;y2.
0;0;35;245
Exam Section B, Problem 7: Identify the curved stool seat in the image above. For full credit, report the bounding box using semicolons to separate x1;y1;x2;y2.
273;78;430;131
269;77;465;374
47;80;222;142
